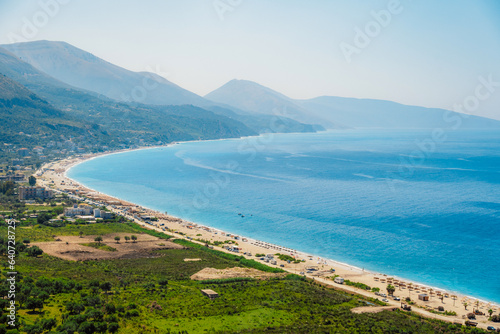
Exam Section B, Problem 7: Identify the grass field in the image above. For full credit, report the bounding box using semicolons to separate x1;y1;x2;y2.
8;222;171;242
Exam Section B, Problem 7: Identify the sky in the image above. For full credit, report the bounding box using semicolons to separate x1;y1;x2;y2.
0;0;500;120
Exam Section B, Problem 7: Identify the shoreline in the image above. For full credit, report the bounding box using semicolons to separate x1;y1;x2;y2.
37;145;499;329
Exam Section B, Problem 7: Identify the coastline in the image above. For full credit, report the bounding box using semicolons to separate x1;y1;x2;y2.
37;146;499;329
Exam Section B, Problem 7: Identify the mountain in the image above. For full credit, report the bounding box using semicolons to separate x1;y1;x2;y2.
0;47;258;156
1;41;322;135
206;79;500;129
0;74;109;150
297;96;500;129
205;79;334;127
2;40;208;106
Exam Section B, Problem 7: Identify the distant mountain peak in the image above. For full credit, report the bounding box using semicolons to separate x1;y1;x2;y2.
1;40;208;106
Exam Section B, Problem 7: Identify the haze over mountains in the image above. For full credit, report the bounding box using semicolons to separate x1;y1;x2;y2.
2;40;207;106
206;79;500;129
1;40;499;140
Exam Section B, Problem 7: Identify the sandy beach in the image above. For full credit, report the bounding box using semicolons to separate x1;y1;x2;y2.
36;150;499;330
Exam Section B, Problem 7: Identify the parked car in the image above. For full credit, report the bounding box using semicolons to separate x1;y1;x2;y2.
487;326;496;331
393;296;400;301
280;264;285;267
382;298;389;302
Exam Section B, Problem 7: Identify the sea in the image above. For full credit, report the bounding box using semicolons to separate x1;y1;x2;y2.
67;129;500;304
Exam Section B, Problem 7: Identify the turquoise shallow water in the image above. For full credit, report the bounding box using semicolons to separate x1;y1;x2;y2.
68;129;500;303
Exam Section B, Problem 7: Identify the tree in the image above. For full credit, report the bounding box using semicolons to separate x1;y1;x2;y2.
40;318;56;331
36;212;51;224
100;282;112;295
114;236;120;243
26;298;43;312
38;291;49;301
94;236;103;244
66;301;85;315
119;279;129;290
142;282;155;292
386;284;395;296
105;303;116;314
158;279;169;289
79;231;84;238
77;322;95;334
488;309;494;318
27;246;43;258
124;236;130;243
131;235;137;243
463;302;468;310
108;322;119;333
28;176;36;186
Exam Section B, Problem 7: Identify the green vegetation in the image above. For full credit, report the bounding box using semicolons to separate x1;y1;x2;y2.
344;279;371;290
173;239;285;274
80;242;118;252
275;253;301;263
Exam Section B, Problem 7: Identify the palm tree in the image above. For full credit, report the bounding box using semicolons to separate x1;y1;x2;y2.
488;309;493;318
114;236;120;244
463;302;468;310
386;284;395;296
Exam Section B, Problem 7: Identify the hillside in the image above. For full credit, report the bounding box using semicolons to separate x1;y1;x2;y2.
205;79;334;127
2;40;208;106
0;74;109;150
206;79;500;129
298;96;500;129
0;48;257;156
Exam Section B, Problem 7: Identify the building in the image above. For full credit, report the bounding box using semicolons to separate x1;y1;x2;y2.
334;277;344;284
101;212;114;219
17;148;29;157
18;186;53;200
201;289;219;300
94;208;114;220
11;159;24;166
418;294;429;301
64;204;94;217
0;174;25;182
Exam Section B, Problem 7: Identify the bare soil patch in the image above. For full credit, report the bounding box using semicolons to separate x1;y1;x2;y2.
190;267;286;280
33;233;184;261
351;306;397;314
184;258;201;262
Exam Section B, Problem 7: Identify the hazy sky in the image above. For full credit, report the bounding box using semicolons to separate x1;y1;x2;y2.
1;0;499;119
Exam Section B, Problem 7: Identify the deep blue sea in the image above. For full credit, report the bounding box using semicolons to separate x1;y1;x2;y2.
68;129;500;303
